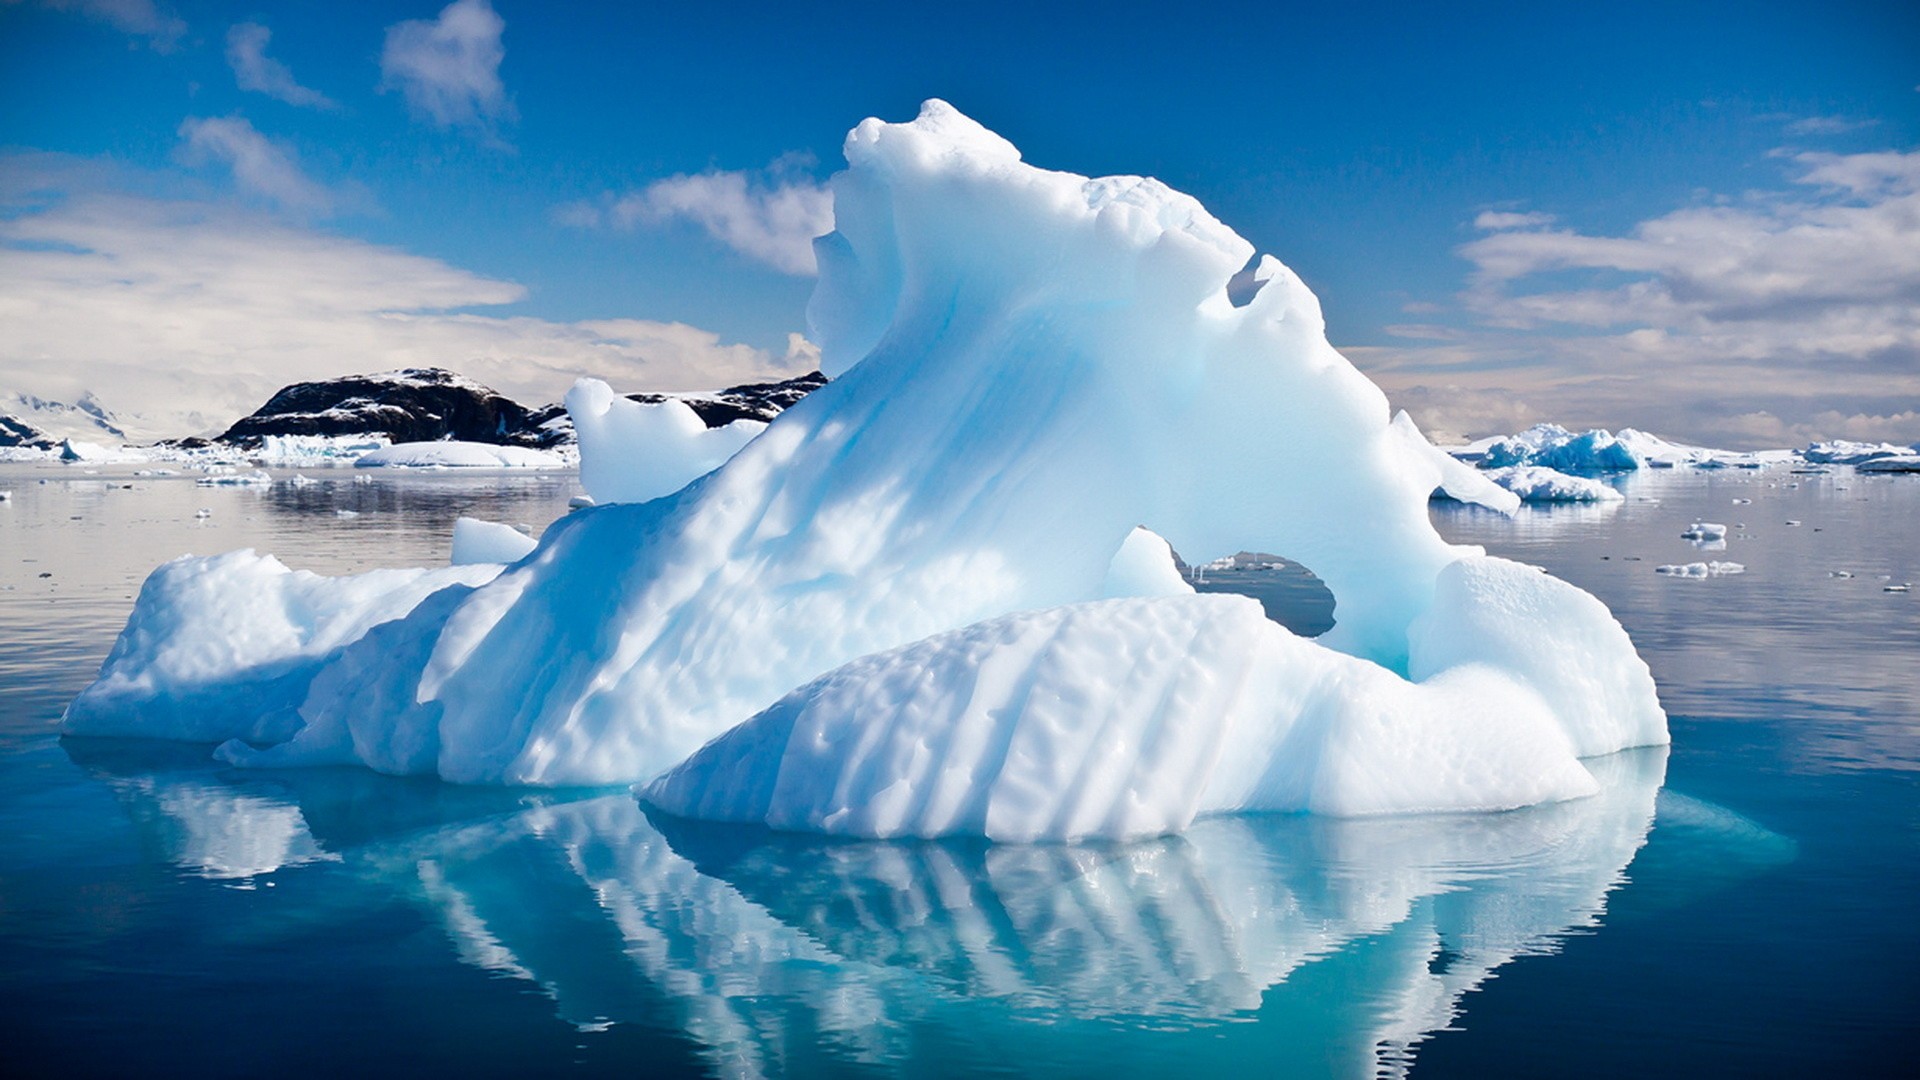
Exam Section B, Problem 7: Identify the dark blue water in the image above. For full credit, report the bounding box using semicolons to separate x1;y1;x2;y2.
1;462;1914;1077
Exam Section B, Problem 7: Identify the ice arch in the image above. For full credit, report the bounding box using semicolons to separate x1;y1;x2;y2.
67;101;1660;834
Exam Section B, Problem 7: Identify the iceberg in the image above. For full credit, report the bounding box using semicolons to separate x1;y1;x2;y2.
65;101;1666;840
1477;465;1623;504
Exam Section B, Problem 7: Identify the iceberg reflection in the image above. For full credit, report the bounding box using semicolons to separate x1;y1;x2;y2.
405;747;1683;1077
73;741;1793;1078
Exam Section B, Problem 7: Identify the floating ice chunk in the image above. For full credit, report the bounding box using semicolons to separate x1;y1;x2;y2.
334;509;358;518
1732;498;1751;504
1681;522;1728;541
197;469;274;487
1829;570;1853;578
1481;466;1623;503
451;517;540;566
354;442;569;469
1785;520;1802;526
0;490;10;502
287;474;318;487
566;379;766;505
1887;583;1912;593
1656;562;1745;577
64;550;499;744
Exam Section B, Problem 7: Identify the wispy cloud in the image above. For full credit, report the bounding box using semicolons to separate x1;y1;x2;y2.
1472;210;1556;230
560;164;833;275
177;116;335;215
379;0;512;140
1351;147;1920;447
226;23;336;110
0;156;805;440
1782;114;1879;136
32;0;183;51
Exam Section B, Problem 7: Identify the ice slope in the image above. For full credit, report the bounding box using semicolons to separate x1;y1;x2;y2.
646;557;1661;841
67;101;1666;837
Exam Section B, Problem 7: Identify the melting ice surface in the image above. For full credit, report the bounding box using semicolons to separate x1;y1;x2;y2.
64;102;1666;840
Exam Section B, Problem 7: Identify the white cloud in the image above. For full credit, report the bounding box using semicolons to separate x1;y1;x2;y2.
226;22;336;110
1350;148;1920;448
563;167;833;276
33;0;183;51
0;162;805;441
1472;210;1556;230
1782;115;1878;136
177;116;335;214
379;0;512;138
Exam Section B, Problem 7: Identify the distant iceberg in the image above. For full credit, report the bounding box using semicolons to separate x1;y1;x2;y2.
1455;423;1791;472
66;101;1667;840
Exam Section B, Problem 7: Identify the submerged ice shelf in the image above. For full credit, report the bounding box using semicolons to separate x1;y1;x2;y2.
64;101;1668;841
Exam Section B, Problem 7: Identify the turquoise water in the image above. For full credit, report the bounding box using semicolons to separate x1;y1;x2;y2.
1;462;1914;1076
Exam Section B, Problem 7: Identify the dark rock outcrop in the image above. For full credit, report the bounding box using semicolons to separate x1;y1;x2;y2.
215;367;828;449
1;414;57;449
628;371;829;428
218;369;559;448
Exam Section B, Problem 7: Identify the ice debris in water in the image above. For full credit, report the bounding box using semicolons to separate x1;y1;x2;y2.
63;100;1668;841
1681;522;1728;541
1656;562;1746;578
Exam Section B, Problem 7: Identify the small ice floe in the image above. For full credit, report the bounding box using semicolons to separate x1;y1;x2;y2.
194;508;212;519
1829;571;1854;579
1657;561;1746;578
1886;583;1912;593
134;469;178;477
1731;498;1751;505
335;509;359;518
1681;522;1728;541
0;490;11;502
567;494;595;509
1785;520;1803;527
352;474;374;486
197;469;273;487
287;474;319;487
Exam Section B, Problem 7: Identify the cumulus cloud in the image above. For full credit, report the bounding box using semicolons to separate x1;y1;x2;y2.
561;165;833;275
379;0;512;138
226;22;336;109
177;116;335;214
1352;148;1920;448
31;0;183;51
1472;210;1556;230
0;159;805;441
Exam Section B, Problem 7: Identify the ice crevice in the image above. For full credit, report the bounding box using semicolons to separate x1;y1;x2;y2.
64;99;1667;841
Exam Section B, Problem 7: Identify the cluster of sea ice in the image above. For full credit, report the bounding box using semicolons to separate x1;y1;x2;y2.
64;101;1668;842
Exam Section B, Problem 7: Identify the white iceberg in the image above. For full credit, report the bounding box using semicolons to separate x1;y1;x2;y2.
1481;465;1624;503
353;441;572;469
66;101;1667;840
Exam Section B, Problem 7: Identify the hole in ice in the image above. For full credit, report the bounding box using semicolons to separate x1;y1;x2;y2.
1178;549;1337;637
1225;256;1268;308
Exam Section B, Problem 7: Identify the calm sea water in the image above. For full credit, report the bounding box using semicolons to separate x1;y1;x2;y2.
1;461;1914;1077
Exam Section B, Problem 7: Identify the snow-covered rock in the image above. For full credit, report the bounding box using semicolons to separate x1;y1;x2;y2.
218;368;560;449
66;101;1669;838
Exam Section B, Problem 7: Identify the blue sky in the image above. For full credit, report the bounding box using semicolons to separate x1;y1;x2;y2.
2;0;1916;445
